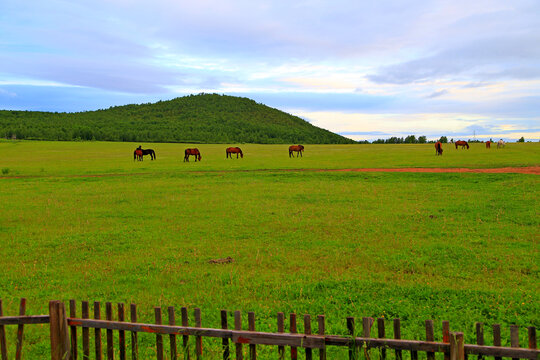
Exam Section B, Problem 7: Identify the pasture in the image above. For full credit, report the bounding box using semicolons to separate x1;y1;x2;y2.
0;141;538;358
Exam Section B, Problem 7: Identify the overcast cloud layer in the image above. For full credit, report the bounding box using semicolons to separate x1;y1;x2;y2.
1;0;539;141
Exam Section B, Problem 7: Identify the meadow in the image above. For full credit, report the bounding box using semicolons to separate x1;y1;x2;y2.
0;141;538;358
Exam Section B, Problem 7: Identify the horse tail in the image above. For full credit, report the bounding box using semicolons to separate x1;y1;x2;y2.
134;151;136;161
466;143;469;149
152;150;156;159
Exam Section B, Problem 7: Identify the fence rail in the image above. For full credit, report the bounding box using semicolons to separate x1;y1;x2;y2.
0;299;537;360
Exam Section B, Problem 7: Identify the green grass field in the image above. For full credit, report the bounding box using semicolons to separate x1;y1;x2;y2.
0;141;538;359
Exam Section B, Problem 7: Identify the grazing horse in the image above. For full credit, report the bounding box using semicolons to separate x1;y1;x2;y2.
497;139;505;149
289;145;304;157
486;141;491;149
434;141;443;156
133;149;143;161
184;148;201;162
455;140;469;149
135;146;156;160
226;147;243;159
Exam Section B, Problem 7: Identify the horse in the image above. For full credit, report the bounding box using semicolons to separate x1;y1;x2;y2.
226;147;243;159
133;149;143;161
434;141;443;156
135;146;156;160
289;145;304;157
184;148;201;162
455;140;469;149
497;139;505;149
486;141;491;149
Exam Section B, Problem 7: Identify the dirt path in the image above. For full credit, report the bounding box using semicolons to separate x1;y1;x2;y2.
314;166;540;175
1;166;539;179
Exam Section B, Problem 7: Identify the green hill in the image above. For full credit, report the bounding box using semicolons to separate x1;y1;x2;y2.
0;93;355;144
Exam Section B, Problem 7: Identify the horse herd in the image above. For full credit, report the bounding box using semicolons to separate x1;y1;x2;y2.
134;140;505;161
434;139;505;156
133;145;305;161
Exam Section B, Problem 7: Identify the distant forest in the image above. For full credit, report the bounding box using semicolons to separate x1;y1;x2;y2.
0;93;355;144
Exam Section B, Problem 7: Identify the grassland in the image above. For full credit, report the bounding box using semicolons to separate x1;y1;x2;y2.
0;141;538;359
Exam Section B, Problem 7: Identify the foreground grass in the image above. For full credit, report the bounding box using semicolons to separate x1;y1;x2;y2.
0;141;538;358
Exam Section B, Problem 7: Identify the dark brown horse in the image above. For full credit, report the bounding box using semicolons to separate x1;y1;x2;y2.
455;140;469;149
134;146;156;160
289;145;304;157
486;141;491;149
184;148;201;162
226;147;243;158
134;149;143;161
434;141;443;156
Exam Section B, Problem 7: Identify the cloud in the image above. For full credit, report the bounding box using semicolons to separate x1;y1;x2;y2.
367;33;540;84
426;89;449;99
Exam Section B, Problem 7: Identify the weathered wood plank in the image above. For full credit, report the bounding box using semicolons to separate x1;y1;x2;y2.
476;322;484;360
443;321;450;360
106;302;114;360
379;318;387;360
181;307;190;360
277;312;284;360
82;301;90;360
528;327;537;350
70;300;78;360
194;308;202;360
426;320;435;360
318;315;326;360
15;298;26;360
168;307;177;360
0;315;50;325
118;303;126;360
0;300;8;360
235;311;243;360
49;300;70;360
248;312;256;360
94;302;102;360
155;307;163;360
305;314;312;360
222;310;230;360
232;331;324;349
347;317;355;360
492;324;501;360
511;325;520;360
289;314;297;360
130;304;138;360
393;319;402;360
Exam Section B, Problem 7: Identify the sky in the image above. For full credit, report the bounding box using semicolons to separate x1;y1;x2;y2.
1;0;539;141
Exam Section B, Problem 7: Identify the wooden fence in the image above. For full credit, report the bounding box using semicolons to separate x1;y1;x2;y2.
0;299;538;360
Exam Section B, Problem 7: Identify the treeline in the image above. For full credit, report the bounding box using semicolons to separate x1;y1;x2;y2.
0;93;355;144
371;135;429;144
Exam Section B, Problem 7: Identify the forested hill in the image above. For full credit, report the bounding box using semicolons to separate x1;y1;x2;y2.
0;94;355;144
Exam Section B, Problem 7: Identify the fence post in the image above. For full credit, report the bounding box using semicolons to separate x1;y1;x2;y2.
49;300;71;360
449;332;464;360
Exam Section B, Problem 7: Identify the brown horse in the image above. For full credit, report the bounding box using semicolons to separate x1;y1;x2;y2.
434;141;443;156
289;145;304;157
455;140;469;149
184;148;201;162
226;147;243;158
486;141;491;149
134;149;143;161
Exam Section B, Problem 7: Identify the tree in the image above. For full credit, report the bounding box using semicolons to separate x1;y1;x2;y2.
404;135;417;143
439;136;448;143
517;136;525;142
418;136;427;144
